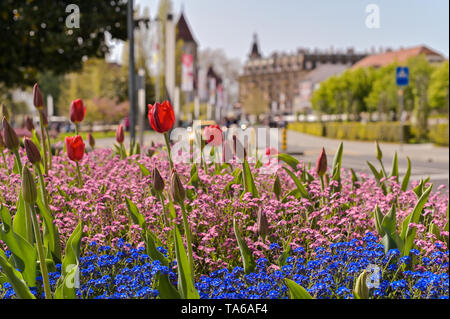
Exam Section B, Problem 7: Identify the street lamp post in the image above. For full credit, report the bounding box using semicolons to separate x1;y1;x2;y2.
127;0;136;148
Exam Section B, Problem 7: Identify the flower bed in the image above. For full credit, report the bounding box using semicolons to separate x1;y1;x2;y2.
0;146;448;299
0;94;448;299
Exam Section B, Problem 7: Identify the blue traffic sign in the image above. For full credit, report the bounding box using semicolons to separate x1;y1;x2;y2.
396;67;409;86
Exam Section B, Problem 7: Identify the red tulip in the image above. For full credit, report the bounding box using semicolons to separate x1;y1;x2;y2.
70;99;86;124
116;124;124;144
33;83;44;109
147;101;175;133
265;147;278;156
203;125;223;146
315;147;327;176
65;135;85;162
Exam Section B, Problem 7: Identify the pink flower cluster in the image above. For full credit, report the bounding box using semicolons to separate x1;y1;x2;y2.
0;147;448;272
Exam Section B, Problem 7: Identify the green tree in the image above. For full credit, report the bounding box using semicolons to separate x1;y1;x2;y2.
37;71;64;115
311;83;330;121
0;0;130;88
408;55;435;139
428;60;449;114
57;58;129;123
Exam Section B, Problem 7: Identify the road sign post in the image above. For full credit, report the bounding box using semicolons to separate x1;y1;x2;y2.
396;67;409;151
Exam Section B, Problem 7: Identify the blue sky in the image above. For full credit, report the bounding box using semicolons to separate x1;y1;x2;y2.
111;0;449;62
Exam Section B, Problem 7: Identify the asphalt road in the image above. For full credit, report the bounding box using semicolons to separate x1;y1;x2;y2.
93;127;449;188
275;129;449;188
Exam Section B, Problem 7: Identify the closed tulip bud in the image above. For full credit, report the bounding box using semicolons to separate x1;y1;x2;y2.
24;138;41;164
170;169;185;203
2;117;19;151
22;166;37;204
152;167;165;193
375;141;383;161
273;174;281;199
116;124;124;144
33;83;44;109
257;209;270;241
315;147;327;177
88;133;95;149
1;104;9;121
354;270;370;299
25;116;35;132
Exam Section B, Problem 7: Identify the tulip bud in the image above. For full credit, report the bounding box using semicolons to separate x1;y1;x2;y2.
315;147;327;177
353;270;369;299
257;208;270;241
22;166;37;204
170;169;185;203
88;133;95;149
375;141;383;161
2;117;19;151
33;83;44;109
24;138;41;164
273;174;281;199
152;167;165;193
1;104;9;121
116;124;124;144
25;116;35;132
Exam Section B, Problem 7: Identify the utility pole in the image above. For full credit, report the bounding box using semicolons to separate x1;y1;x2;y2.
127;0;136;147
398;88;404;152
137;68;146;147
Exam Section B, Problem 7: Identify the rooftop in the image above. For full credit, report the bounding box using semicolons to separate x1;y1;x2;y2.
352;45;445;69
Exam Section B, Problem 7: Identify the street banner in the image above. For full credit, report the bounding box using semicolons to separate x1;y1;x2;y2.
181;54;194;92
209;77;216;105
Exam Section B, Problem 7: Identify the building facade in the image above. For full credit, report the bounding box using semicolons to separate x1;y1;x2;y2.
238;34;367;114
176;11;198;102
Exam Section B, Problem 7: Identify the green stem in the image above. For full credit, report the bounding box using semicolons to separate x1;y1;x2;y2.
180;202;194;279
75;123;79;136
163;132;174;170
35;164;50;211
12;149;23;174
39;112;48;174
378;159;388;178
30;205;52;299
158;193;169;227
320;175;325;192
75;161;83;187
1;151;9;173
45;126;52;170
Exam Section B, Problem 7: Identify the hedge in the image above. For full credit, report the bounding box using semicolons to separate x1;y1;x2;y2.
288;122;449;146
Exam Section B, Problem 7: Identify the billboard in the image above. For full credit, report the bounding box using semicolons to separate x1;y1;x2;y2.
181;54;194;92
